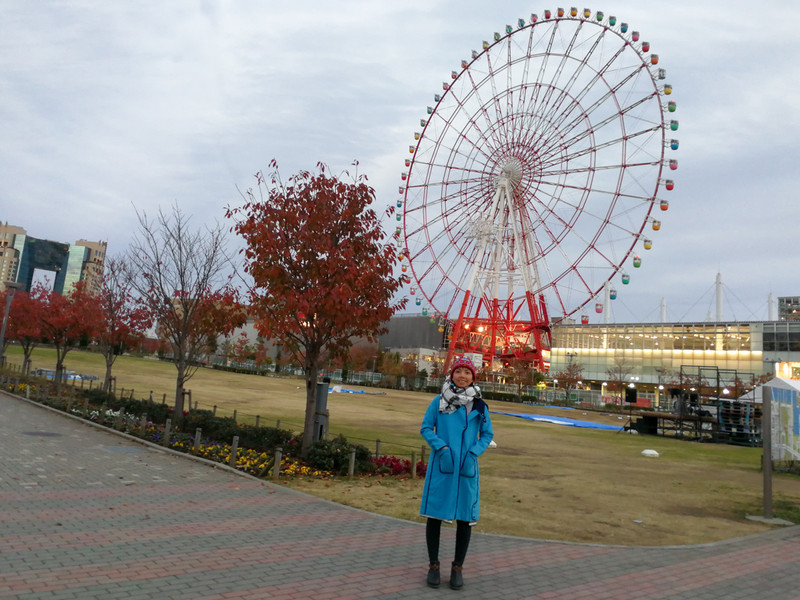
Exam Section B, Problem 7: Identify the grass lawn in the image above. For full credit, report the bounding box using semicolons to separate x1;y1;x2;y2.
6;345;800;546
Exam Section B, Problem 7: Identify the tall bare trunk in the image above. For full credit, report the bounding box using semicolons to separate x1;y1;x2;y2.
301;347;321;457
103;351;114;393
173;363;186;427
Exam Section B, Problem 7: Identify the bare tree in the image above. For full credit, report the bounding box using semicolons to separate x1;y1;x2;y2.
506;358;541;402
95;258;152;393
127;205;244;422
605;357;634;401
553;362;585;400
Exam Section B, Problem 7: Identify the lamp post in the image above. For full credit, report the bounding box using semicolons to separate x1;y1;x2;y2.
370;355;378;384
0;282;23;368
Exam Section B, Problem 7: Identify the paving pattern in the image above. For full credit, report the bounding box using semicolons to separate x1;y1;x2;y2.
2;391;800;600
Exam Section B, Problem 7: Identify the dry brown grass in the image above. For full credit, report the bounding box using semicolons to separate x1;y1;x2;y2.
8;346;800;546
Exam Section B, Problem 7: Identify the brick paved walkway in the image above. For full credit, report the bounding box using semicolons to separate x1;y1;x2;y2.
2;391;800;600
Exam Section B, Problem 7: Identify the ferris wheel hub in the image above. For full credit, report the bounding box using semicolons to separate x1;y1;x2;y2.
498;157;524;190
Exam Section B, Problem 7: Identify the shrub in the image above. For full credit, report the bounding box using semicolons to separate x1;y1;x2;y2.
306;434;373;475
179;410;293;454
481;390;518;403
234;424;294;454
182;410;238;440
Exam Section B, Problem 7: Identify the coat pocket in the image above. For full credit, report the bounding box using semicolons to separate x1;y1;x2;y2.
460;452;477;478
438;447;454;474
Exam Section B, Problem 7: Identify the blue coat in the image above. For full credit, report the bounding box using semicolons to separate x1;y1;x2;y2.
419;394;494;522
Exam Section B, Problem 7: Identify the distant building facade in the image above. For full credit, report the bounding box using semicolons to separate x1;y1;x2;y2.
778;296;800;321
379;313;800;388
0;224;26;284
379;314;446;350
0;224;106;294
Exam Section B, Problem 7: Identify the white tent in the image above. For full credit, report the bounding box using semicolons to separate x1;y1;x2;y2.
740;376;800;405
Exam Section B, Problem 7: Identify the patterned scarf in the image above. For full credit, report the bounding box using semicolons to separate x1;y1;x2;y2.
439;378;482;414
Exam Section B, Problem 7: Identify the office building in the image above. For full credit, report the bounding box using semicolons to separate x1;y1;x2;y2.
0;224;106;294
380;314;800;390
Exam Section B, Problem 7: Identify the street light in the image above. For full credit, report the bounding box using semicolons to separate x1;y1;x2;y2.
0;282;23;368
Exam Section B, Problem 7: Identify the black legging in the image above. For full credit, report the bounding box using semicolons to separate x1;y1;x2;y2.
426;518;472;566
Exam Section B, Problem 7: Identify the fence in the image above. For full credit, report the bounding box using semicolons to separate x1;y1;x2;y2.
0;361;427;465
2;356;660;461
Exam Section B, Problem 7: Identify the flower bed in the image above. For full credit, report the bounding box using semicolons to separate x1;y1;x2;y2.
371;454;427;478
4;379;422;482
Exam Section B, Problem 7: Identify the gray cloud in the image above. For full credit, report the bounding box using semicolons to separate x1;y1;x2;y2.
1;0;797;324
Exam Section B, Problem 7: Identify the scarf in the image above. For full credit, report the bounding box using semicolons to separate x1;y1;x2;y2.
439;378;482;414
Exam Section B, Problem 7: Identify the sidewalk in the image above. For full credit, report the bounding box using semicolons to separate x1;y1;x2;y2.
2;391;800;600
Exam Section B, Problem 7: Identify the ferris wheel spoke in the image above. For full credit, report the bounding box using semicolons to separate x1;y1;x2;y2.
541;44;628;141
525;23;561;134
536;180;655;226
522;193;595;272
475;47;509;151
548;123;663;168
527;27;599;138
540;65;649;152
412;219;454;253
539;68;644;154
539;158;660;179
555;29;609;100
414;255;442;285
546;120;659;172
525;182;637;271
410;152;493;180
446;76;507;157
425;117;496;170
505;27;538;142
548;274;573;316
421;266;463;317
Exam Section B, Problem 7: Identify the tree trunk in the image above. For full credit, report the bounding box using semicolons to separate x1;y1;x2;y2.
301;347;321;457
55;347;65;384
172;336;187;427
174;366;186;426
103;351;114;393
22;349;32;376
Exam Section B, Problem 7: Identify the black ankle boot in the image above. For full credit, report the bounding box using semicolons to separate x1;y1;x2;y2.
449;562;463;590
426;561;440;588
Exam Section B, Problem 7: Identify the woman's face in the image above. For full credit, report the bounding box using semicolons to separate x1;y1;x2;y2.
451;366;474;388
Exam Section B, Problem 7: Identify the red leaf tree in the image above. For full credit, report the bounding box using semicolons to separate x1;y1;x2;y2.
347;342;379;372
127;205;246;421
95;258;153;392
5;290;44;374
34;282;101;383
227;162;406;455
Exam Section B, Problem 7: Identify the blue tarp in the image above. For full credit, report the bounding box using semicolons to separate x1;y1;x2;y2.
522;403;576;411
491;411;624;431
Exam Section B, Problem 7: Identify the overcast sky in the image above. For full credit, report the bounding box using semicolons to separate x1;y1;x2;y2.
1;1;797;324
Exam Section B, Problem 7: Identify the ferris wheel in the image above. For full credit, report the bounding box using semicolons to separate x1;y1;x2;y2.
398;8;678;371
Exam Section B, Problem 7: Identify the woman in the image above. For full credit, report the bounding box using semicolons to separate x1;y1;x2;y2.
419;355;494;590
